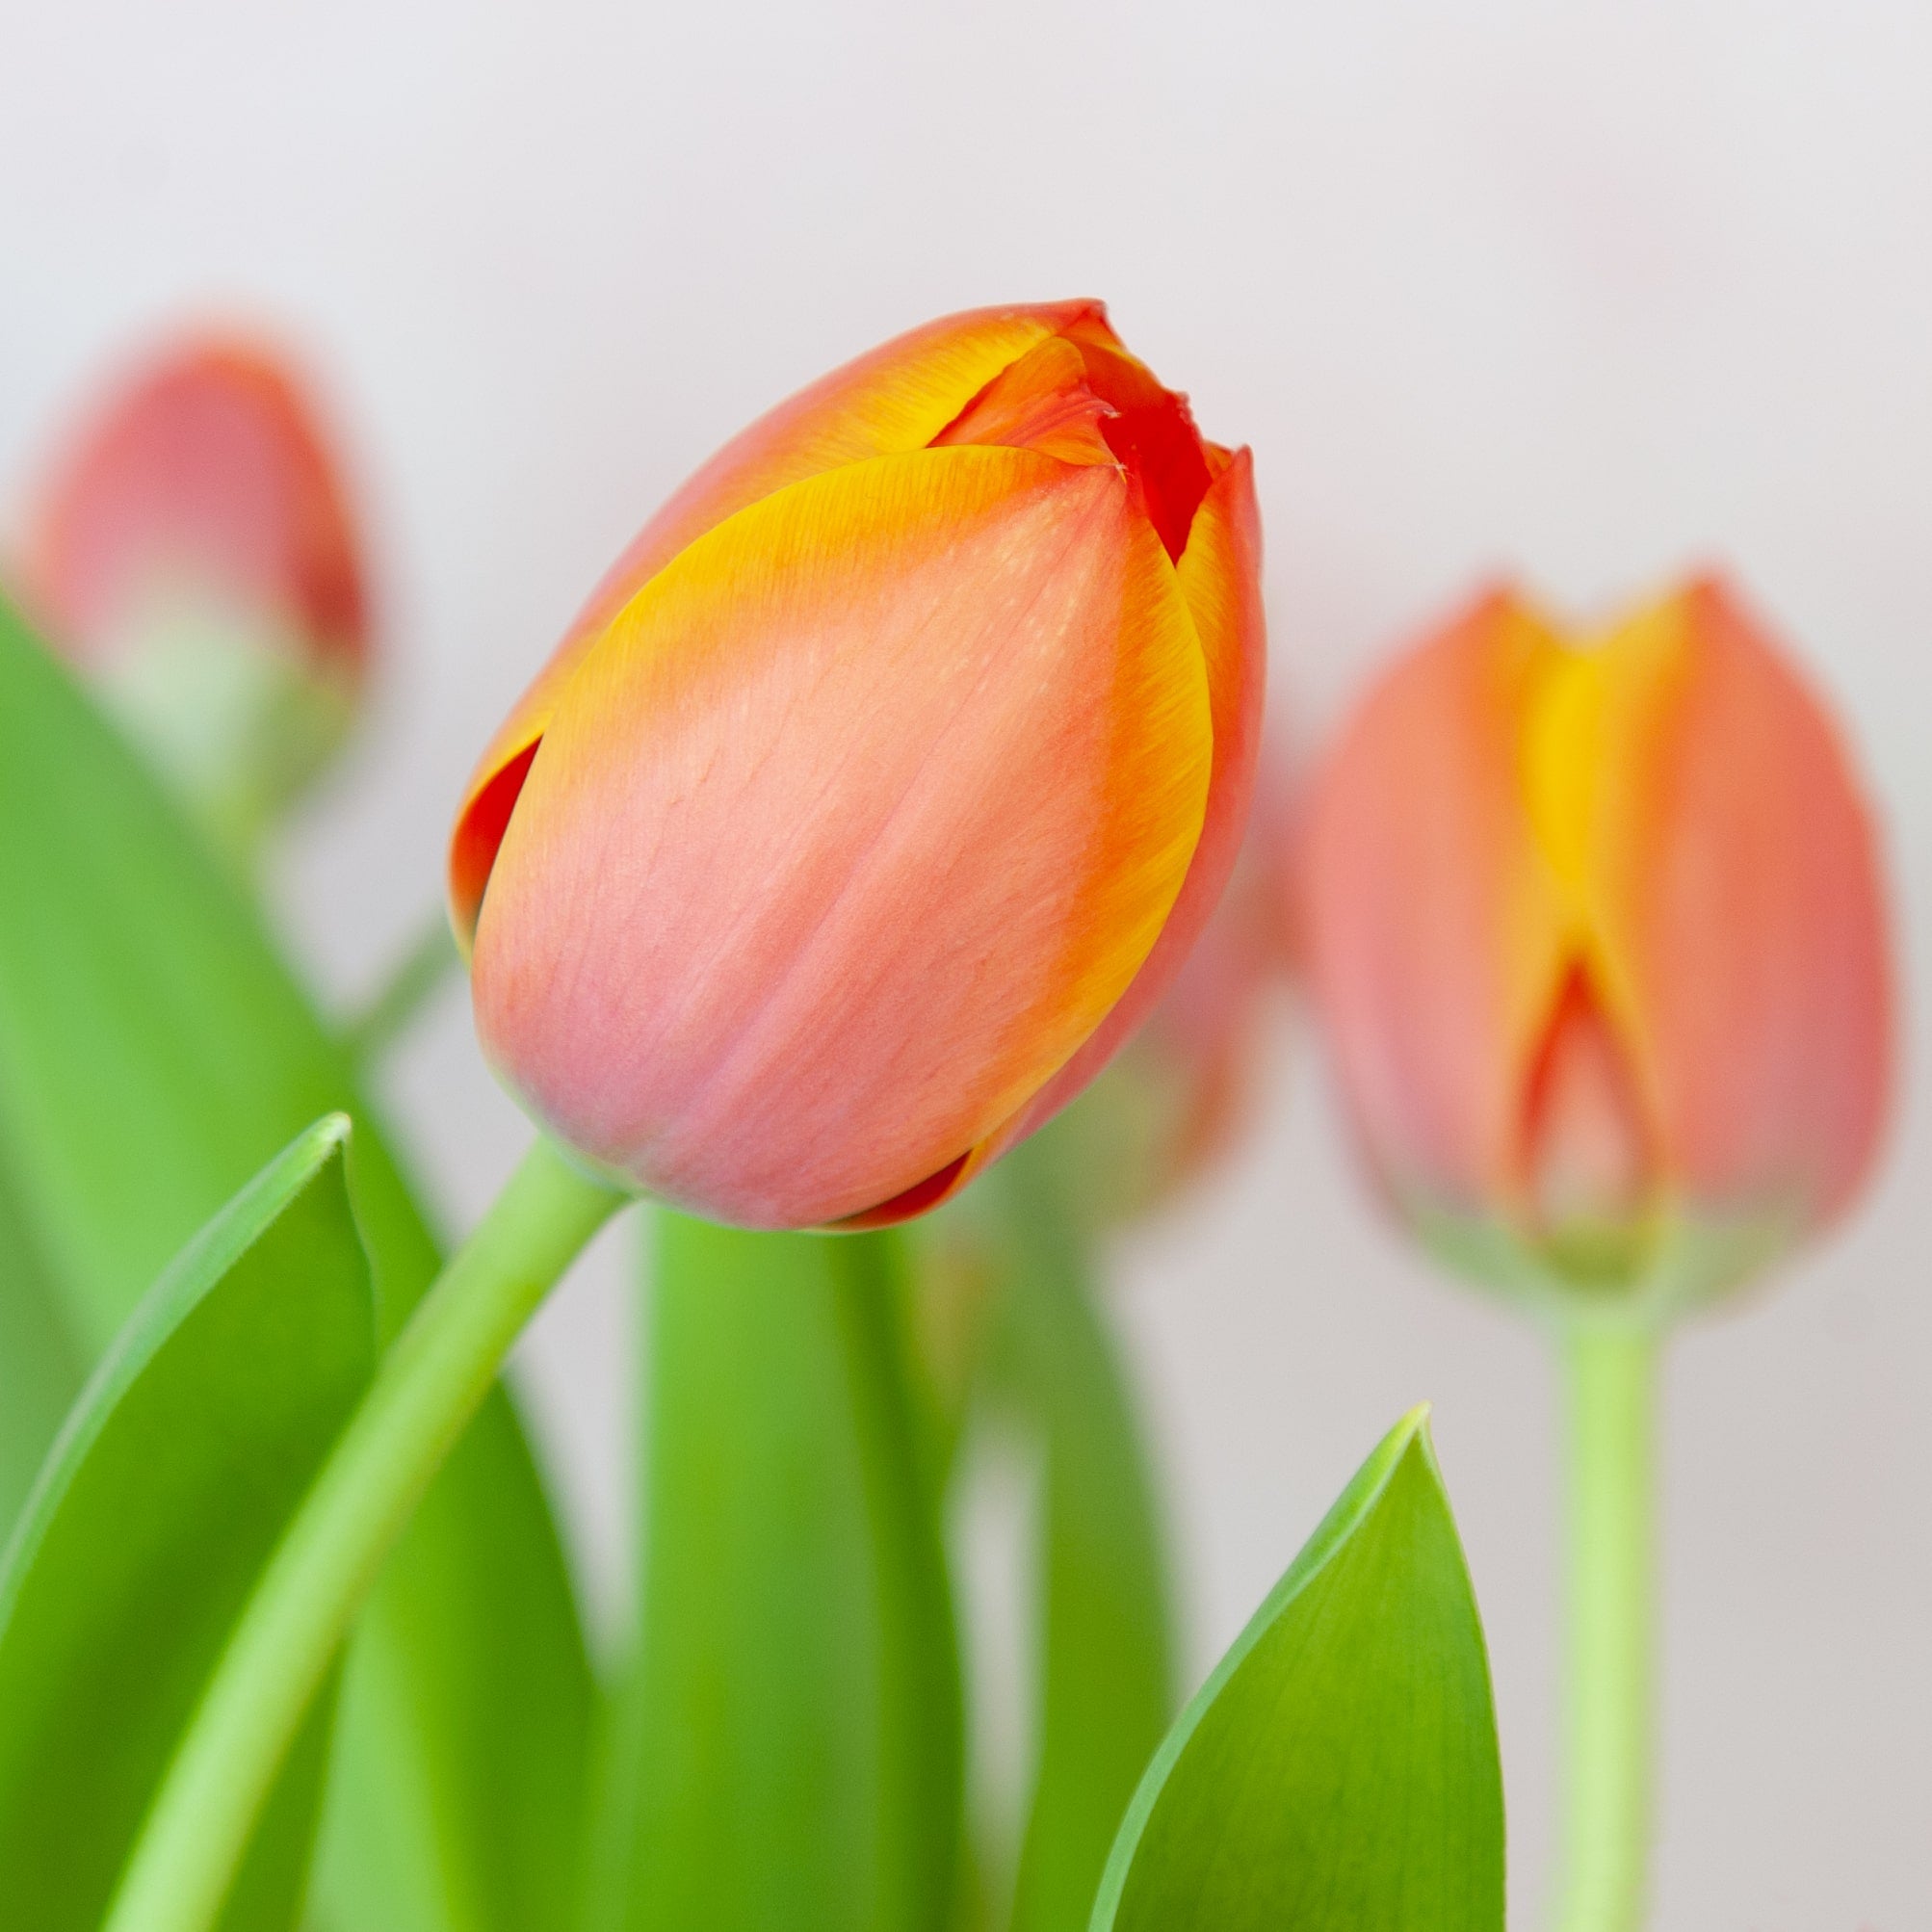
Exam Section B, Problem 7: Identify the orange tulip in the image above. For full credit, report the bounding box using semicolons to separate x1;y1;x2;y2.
1300;578;1891;1315
18;334;368;844
451;300;1264;1231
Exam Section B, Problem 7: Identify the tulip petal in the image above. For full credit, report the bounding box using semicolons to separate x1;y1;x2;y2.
1578;580;1892;1222
1058;333;1215;561
1301;590;1575;1209
471;444;1213;1229
931;336;1116;467
1519;962;1657;1281
449;300;1106;935
996;447;1266;1153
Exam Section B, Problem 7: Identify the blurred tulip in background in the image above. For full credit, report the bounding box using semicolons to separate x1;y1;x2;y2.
1298;576;1892;1321
451;300;1265;1231
1296;573;1895;1932
15;335;369;862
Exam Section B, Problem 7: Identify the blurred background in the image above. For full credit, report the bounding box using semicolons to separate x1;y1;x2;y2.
3;1;1927;1922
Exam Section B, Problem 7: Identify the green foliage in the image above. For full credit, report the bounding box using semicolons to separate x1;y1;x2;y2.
985;1147;1175;1932
0;1154;84;1534
585;1214;962;1932
0;596;592;1931
0;1120;371;1931
1090;1409;1505;1932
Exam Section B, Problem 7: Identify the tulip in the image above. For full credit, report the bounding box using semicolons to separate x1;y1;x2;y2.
451;300;1265;1230
1300;576;1890;1318
117;305;1244;1922
17;335;368;856
1298;574;1893;1932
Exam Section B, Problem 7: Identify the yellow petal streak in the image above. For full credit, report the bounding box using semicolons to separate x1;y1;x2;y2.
1521;596;1693;1055
989;445;1265;1156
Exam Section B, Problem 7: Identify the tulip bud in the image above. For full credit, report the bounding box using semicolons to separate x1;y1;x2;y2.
452;301;1265;1230
17;335;368;855
1300;579;1891;1318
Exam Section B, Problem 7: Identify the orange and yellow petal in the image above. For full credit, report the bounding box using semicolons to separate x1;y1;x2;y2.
1301;588;1576;1210
470;443;1213;1228
999;445;1266;1151
1572;578;1892;1223
931;335;1117;467
448;300;1107;934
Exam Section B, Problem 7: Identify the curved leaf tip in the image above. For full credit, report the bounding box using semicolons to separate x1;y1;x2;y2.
1089;1405;1504;1932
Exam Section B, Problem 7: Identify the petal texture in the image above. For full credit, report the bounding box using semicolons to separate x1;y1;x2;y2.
995;447;1267;1151
1304;575;1893;1282
931;336;1117;468
471;445;1212;1228
1580;579;1892;1222
997;442;1266;1159
450;300;1102;932
1300;590;1574;1211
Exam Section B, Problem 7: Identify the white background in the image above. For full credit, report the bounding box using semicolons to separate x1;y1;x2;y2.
4;2;1929;1923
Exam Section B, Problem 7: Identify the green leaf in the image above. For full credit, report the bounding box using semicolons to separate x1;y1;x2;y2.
0;594;594;1931
0;1118;373;1931
0;1154;85;1537
987;1149;1175;1932
1090;1408;1505;1932
585;1214;963;1932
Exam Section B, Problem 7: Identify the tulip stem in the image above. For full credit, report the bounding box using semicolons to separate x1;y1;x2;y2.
103;1136;629;1932
1555;1321;1658;1932
342;912;461;1068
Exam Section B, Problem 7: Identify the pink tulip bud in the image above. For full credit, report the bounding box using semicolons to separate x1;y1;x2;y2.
18;334;368;846
1299;579;1892;1314
451;301;1265;1230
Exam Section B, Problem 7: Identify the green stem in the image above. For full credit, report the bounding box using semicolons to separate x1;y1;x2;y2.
104;1137;627;1932
342;913;461;1069
1555;1323;1658;1932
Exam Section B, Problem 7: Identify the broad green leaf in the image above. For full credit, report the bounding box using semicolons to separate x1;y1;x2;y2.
0;1118;372;1931
585;1214;963;1932
0;1153;84;1536
987;1147;1175;1932
0;595;593;1932
1090;1409;1505;1932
